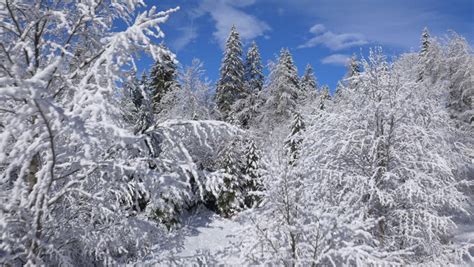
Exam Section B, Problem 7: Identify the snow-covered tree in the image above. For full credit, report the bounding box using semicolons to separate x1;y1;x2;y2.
157;59;212;122
284;113;305;166
149;45;180;114
417;27;442;83
244;41;264;92
301;47;471;264
319;85;331;110
216;139;245;217
242;140;262;208
240;152;399;266
0;1;180;265
263;48;300;124
122;72;155;134
444;33;474;125
300;64;318;105
216;25;244;121
348;54;361;78
228;41;264;128
300;64;318;94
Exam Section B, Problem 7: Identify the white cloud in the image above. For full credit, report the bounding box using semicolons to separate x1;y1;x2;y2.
321;54;350;66
197;0;271;49
309;24;325;34
172;25;198;51
299;24;367;50
269;0;473;49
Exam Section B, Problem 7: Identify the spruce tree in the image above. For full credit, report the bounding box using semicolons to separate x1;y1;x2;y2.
244;41;264;92
243;140;262;207
418;27;431;82
300;64;318;92
230;42;263;128
217;140;244;217
300;64;318;104
216;25;245;120
148;45;180;113
284;113;305;166
420;27;430;58
264;48;300;121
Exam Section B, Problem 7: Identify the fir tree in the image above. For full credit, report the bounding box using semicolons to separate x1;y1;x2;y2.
284;113;305;166
300;64;318;93
122;72;154;134
148;45;180;113
216;25;245;120
264;48;300;121
300;64;318;104
217;140;244;217
244;41;264;92
418;27;431;82
420;27;431;58
243;140;262;207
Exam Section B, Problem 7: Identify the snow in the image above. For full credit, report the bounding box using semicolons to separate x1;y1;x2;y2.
146;207;244;265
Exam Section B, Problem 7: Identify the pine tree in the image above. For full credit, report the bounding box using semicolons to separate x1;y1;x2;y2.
264;48;300;121
244;41;264;92
284;113;305;166
148;45;180;113
216;25;245;120
243;140;262;207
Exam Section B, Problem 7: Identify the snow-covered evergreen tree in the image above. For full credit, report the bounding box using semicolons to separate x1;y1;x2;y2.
149;45;180;114
263;48;300;124
284;113;305;166
216;25;245;121
319;85;331;110
300;64;318;93
242;140;262;207
300;64;318;104
244;41;264;92
157;59;212;121
217;139;245;217
417;27;442;83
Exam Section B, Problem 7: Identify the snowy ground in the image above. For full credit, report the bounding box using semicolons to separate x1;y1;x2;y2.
144;207;245;265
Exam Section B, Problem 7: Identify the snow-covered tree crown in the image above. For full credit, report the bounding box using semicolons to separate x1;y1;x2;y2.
216;25;245;120
244;41;264;92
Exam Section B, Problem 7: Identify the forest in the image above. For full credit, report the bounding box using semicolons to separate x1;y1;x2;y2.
0;1;473;266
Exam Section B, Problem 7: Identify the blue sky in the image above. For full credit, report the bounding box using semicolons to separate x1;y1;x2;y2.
139;0;473;91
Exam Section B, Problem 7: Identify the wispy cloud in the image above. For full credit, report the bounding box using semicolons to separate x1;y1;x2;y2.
299;24;367;50
172;25;198;51
321;54;350;66
309;24;325;34
272;0;473;49
197;0;271;49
